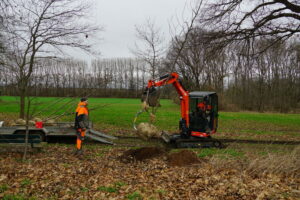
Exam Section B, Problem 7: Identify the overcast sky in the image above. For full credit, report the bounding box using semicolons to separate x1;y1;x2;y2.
88;0;195;59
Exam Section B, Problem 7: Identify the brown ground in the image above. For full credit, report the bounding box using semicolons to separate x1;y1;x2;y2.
167;150;201;167
0;145;299;200
120;147;166;162
119;147;203;167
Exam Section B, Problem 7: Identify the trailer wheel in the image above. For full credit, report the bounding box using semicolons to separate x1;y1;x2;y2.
14;130;46;142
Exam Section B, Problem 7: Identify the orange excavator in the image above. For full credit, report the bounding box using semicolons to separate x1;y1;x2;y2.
143;72;222;148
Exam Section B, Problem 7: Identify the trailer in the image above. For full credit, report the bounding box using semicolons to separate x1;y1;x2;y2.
0;122;117;145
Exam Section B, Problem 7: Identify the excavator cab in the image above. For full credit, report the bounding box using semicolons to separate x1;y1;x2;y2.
188;92;218;137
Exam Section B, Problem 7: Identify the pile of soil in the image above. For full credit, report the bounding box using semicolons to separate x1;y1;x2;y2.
167;150;201;167
120;147;166;162
120;148;202;167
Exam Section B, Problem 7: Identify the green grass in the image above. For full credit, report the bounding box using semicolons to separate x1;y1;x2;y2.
156;189;166;194
20;179;32;188
0;184;9;193
197;148;244;158
96;182;127;193
0;96;299;138
192;142;297;159
97;186;118;193
114;182;127;187
220;111;300;126
2;194;36;200
80;187;89;192
126;191;143;200
219;112;300;132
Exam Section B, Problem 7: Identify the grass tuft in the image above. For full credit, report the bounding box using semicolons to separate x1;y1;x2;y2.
126;191;143;200
20;179;31;187
97;186;118;193
2;194;36;200
0;184;9;193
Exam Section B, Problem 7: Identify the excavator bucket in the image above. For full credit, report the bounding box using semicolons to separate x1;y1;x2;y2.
161;131;171;143
141;87;161;107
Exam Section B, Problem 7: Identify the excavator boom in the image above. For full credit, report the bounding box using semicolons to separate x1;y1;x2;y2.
145;72;190;126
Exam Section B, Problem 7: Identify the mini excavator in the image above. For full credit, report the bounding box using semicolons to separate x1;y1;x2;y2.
142;72;223;148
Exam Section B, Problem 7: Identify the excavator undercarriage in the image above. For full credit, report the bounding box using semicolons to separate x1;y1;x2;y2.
161;131;224;148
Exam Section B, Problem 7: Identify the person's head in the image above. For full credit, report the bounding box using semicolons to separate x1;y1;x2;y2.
80;97;88;105
197;102;205;111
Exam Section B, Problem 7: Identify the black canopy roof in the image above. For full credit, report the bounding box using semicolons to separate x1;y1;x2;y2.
189;91;216;98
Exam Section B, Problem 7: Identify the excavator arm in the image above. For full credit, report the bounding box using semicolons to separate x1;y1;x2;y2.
144;72;190;127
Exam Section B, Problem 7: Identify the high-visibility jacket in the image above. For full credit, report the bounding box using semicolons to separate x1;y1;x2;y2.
75;102;89;129
76;102;88;115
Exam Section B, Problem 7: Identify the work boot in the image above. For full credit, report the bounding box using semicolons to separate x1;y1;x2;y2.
74;149;83;156
77;150;83;156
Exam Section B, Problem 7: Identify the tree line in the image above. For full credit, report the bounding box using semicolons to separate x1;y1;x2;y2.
0;58;149;98
165;29;300;112
1;35;299;113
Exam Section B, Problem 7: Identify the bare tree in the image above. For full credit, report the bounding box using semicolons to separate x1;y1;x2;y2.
132;19;165;79
165;0;204;73
0;1;11;61
1;0;101;118
201;0;300;49
166;27;230;92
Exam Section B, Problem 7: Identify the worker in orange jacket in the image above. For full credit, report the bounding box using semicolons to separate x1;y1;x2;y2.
74;98;89;155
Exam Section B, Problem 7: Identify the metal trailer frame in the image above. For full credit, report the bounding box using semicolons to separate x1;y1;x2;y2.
0;122;116;145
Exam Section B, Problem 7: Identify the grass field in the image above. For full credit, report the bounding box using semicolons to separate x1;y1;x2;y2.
0;96;299;139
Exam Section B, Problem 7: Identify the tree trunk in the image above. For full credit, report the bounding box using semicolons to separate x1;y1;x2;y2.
19;88;26;118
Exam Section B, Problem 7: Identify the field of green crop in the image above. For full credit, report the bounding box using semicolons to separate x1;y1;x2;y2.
0;96;299;139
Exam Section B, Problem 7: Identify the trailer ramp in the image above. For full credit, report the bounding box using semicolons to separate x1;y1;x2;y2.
86;129;117;145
